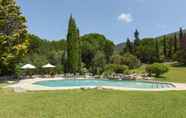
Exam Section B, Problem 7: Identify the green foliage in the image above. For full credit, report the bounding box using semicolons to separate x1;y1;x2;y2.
81;33;115;73
122;53;141;69
91;51;106;75
145;63;169;77
136;38;159;63
123;38;133;54
111;54;123;65
0;0;29;75
111;53;141;69
66;15;81;73
174;49;186;64
104;64;129;74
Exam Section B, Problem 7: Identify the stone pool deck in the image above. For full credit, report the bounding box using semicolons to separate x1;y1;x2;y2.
6;77;186;92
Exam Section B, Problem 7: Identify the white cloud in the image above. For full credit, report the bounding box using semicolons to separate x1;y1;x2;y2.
118;13;133;23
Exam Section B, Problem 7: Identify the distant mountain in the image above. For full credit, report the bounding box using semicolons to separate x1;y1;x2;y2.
115;29;186;53
115;42;125;52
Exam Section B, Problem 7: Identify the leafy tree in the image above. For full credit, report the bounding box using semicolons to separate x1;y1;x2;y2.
103;40;114;63
65;15;81;73
91;51;106;74
80;33;114;71
0;0;29;75
121;53;141;69
111;54;123;65
136;38;157;63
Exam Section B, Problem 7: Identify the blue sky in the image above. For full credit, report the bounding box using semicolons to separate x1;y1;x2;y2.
17;0;186;44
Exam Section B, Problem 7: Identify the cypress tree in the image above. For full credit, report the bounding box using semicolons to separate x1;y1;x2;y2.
134;29;140;49
123;38;133;54
179;27;184;49
65;15;81;73
163;36;167;58
174;33;178;53
167;39;173;59
155;39;160;61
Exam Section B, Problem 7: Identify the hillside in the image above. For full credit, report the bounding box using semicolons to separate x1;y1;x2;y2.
115;29;186;52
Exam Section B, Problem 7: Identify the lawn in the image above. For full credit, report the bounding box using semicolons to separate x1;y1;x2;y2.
133;64;186;83
0;89;186;118
155;66;186;83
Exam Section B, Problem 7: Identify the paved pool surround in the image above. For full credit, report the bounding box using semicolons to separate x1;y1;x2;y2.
7;77;186;91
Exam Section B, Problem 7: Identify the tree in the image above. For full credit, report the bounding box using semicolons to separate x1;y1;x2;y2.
179;27;184;49
122;53;141;69
134;29;140;52
65;15;81;73
136;38;157;63
167;39;173;59
155;39;160;61
174;33;178;53
123;38;133;54
0;0;29;75
103;40;115;63
163;36;167;58
91;51;106;74
145;63;169;77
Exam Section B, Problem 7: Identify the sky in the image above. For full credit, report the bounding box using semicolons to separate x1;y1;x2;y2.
17;0;186;44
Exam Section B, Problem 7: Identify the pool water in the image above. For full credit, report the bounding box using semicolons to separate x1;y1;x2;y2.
33;79;175;89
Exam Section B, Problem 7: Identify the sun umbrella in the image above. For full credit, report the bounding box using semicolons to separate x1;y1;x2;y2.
21;64;36;69
42;63;56;68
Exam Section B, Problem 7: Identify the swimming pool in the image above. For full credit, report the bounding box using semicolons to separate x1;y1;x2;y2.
33;79;175;89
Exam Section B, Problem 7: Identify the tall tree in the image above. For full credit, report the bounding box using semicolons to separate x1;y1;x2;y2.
155;39;160;61
179;27;183;48
65;15;81;73
174;33;178;53
134;29;140;49
123;38;133;54
163;36;167;58
0;0;29;75
167;39;173;59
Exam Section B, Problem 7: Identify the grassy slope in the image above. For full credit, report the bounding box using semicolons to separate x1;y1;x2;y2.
0;89;186;118
155;66;186;83
132;65;186;83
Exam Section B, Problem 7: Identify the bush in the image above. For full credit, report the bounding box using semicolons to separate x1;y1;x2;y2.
145;63;169;77
122;53;141;69
104;64;129;74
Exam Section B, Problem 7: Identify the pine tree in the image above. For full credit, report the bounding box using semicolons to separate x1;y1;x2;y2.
163;36;167;58
0;0;29;75
65;15;81;73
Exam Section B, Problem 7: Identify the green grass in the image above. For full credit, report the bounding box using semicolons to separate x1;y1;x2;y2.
155;66;186;83
132;64;186;83
0;89;186;118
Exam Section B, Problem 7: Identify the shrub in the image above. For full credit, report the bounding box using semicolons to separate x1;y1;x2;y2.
104;64;129;74
145;63;169;77
122;53;141;69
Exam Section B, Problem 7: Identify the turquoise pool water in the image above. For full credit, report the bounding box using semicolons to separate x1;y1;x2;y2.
33;79;175;89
